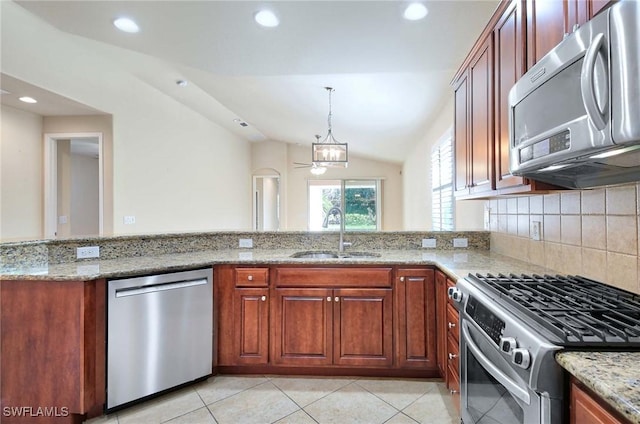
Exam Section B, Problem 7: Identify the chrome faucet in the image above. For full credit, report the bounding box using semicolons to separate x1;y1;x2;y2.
322;206;352;252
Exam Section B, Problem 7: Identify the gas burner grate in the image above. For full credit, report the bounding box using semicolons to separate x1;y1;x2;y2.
467;273;640;347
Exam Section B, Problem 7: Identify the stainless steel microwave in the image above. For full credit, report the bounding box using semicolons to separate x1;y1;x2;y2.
508;1;640;189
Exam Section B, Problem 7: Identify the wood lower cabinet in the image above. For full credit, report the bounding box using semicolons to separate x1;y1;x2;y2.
0;279;105;423
571;379;629;424
272;288;333;366
445;278;461;414
272;286;393;367
217;266;270;366
396;268;437;370
435;271;448;378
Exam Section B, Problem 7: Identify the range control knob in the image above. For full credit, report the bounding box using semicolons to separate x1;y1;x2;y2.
500;337;517;354
448;287;463;303
512;348;531;369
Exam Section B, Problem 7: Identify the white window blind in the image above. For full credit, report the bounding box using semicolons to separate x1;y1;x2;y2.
432;135;454;231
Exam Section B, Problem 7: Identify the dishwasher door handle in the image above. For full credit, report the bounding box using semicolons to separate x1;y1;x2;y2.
115;278;208;297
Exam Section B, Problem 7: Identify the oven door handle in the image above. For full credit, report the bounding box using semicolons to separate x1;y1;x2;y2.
462;321;531;405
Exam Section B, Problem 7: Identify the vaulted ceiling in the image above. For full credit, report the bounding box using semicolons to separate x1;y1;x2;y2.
8;1;498;163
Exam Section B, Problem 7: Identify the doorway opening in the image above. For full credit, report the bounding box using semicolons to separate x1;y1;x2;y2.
44;132;103;238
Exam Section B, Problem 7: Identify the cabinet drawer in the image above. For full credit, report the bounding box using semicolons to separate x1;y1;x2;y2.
446;303;459;343
447;362;461;414
235;268;269;287
447;333;460;374
275;267;392;288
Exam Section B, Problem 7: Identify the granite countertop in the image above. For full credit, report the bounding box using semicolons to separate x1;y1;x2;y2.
556;351;640;423
0;248;555;282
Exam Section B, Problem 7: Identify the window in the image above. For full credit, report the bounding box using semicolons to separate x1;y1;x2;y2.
432;133;454;230
308;179;381;231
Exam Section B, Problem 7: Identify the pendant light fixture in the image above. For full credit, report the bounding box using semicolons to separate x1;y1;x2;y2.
312;87;348;168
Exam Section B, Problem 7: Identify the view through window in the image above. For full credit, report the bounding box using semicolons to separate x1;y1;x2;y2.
308;179;380;231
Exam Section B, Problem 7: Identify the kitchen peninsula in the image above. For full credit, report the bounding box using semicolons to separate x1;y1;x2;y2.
1;231;638;424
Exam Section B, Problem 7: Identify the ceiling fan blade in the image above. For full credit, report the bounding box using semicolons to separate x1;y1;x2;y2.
293;162;312;168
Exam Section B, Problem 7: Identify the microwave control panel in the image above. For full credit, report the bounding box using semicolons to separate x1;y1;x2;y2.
519;129;571;164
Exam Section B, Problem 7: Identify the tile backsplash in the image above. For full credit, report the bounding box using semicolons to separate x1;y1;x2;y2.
487;182;640;293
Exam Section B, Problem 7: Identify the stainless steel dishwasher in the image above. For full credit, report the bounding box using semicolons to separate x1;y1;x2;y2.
107;268;213;411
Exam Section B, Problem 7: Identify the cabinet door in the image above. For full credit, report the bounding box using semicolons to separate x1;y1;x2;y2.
272;288;333;366
494;0;526;190
435;271;448;377
233;288;269;365
526;0;566;68
571;380;625;424
469;35;494;194
454;73;470;195
396;269;437;369
333;288;393;367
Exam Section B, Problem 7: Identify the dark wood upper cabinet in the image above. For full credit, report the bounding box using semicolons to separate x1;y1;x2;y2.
526;0;566;68
452;0;616;199
494;0;526;190
453;35;495;198
454;74;470;195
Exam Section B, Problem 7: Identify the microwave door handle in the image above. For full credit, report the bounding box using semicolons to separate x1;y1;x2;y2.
462;320;531;405
580;33;607;130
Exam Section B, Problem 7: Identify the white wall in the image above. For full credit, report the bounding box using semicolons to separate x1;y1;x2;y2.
285;143;403;231
1;2;252;236
0;105;44;240
402;96;485;230
71;153;100;236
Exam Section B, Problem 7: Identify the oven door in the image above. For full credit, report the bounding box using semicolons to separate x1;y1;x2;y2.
460;319;543;424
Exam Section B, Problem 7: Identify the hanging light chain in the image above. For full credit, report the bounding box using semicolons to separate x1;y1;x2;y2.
325;87;334;137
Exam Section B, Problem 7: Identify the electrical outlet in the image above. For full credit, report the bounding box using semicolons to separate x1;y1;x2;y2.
531;221;542;241
123;215;136;225
453;238;468;248
239;238;253;248
422;238;437;248
77;246;100;259
58;215;68;224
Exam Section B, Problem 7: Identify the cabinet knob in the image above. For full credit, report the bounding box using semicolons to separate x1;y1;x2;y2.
334;296;339;302
448;353;458;360
399;277;405;282
261;296;266;301
247;275;253;281
448;322;456;329
450;389;459;395
327;296;332;302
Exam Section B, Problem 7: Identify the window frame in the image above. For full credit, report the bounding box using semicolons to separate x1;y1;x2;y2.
431;130;454;231
307;178;382;231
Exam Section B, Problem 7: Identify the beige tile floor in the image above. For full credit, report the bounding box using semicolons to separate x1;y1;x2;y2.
86;375;459;424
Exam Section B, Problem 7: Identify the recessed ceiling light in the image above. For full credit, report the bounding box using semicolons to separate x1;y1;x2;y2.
254;10;279;28
113;17;140;33
403;3;428;21
19;96;37;103
176;80;188;87
0;89;11;95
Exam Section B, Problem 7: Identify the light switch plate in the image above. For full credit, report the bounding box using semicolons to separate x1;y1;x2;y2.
453;238;468;248
422;238;437;248
239;238;253;248
77;246;100;259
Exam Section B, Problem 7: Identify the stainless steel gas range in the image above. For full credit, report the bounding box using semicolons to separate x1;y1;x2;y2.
449;274;640;424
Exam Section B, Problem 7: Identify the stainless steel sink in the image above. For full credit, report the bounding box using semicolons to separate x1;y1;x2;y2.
290;251;381;259
290;251;339;259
